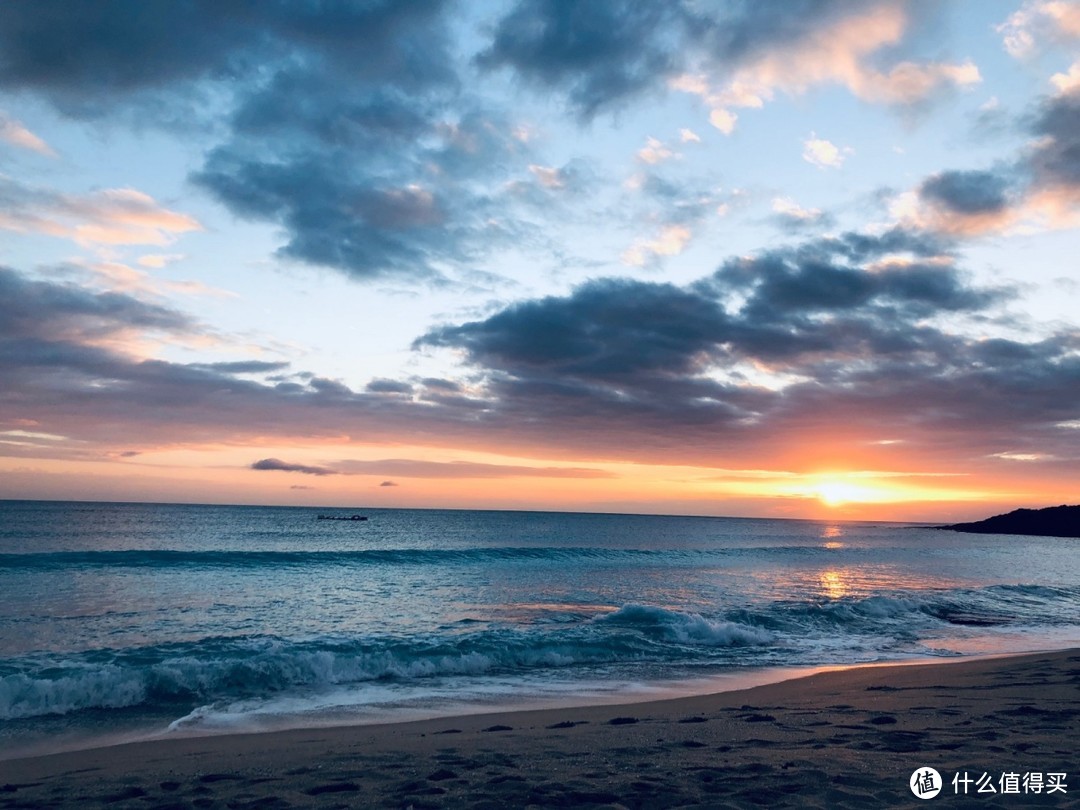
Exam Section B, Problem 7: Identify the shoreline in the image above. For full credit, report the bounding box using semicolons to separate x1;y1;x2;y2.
0;649;1042;764
2;648;1077;807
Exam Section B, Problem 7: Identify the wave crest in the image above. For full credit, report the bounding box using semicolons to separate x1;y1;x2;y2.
598;604;774;646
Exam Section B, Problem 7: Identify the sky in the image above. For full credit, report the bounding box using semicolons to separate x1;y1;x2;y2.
1;0;1078;521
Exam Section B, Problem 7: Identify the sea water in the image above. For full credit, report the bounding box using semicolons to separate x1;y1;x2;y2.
2;500;1079;757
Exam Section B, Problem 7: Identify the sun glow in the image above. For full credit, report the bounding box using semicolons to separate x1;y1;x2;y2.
814;480;881;507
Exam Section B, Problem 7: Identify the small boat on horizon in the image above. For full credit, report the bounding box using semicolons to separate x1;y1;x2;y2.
316;514;368;521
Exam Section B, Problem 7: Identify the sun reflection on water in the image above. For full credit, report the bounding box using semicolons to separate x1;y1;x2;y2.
819;570;849;599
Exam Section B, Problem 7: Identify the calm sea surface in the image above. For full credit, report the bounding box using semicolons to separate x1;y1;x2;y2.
2;500;1079;756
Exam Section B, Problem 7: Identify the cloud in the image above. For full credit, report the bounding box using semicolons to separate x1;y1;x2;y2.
920;170;1012;215
195;361;290;374
0;112;55;156
421;228;996;390
621;224;692;266
0;1;455;117
1024;85;1080;225
0;1;534;284
708;108;737;134
0;177;200;247
190;86;536;282
137;253;185;269
1;214;1076;476
480;1;979;132
619;171;732;266
0;265;194;348
672;2;980;133
989;451;1056;462
893;84;1080;236
250;456;614;479
0;0;991;292
412;225;1065;469
1051;60;1080;93
998;0;1080;58
637;136;676;164
904;169;1018;234
251;458;338;476
476;0;681;119
770;197;830;231
379;481;399;487
366;378;415;395
802;135;851;169
679;128;701;143
528;164;566;189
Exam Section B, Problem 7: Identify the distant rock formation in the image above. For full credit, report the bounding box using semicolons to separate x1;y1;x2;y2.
942;504;1080;538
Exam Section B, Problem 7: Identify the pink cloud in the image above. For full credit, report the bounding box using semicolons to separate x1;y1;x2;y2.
673;3;980;133
0;112;56;156
621;224;692;266
0;179;200;247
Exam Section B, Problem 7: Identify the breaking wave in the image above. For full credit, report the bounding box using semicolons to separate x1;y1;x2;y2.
4;581;1078;721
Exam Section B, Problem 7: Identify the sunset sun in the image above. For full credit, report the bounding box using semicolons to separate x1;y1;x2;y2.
815;481;870;507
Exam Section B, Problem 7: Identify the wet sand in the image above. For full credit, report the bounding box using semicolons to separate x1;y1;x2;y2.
1;649;1077;808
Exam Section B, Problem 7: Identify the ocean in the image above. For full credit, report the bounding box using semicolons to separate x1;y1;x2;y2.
2;500;1079;758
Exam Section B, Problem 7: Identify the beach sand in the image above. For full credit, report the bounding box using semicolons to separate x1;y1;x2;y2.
1;649;1077;808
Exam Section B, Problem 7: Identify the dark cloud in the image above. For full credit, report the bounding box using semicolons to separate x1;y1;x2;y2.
418;229;1001;393
194;144;454;282
190;84;532;282
909;90;1080;235
687;0;871;65
476;0;878;119
1028;90;1080;191
919;170;1012;215
477;0;681;118
1;0;529;284
409;227;1079;468
194;360;290;374
0;0;451;117
248;456;613;479
421;377;462;391
0;265;193;343
366;378;414;394
379;481;399;487
418;278;731;379
251;458;338;476
0;1;251;117
825;227;949;263
712;237;1005;325
1;240;1076;474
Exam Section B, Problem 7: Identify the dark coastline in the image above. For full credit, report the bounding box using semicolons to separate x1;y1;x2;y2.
940;504;1080;538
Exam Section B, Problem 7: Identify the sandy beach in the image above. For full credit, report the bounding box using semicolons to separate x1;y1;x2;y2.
1;649;1077;808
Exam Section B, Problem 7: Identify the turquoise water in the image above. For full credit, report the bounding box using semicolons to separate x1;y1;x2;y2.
2;500;1079;755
